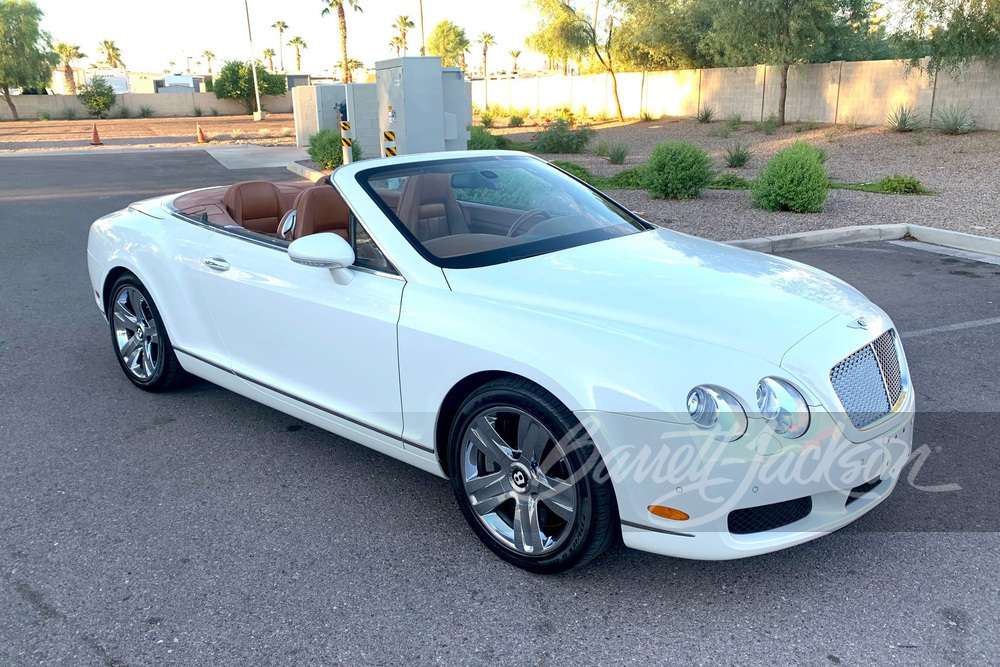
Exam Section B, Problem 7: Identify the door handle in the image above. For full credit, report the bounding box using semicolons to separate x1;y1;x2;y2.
204;257;230;272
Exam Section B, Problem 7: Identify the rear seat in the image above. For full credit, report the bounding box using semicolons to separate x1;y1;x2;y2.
278;186;350;241
221;181;285;233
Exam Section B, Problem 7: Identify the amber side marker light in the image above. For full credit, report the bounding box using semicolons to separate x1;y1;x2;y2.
648;506;690;521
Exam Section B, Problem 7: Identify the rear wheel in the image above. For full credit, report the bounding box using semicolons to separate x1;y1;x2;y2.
108;275;188;392
449;378;617;573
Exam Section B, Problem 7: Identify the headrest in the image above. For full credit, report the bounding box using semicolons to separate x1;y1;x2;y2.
292;186;351;240
222;181;284;229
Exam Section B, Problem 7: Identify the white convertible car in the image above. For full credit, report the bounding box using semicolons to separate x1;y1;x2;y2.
88;151;914;572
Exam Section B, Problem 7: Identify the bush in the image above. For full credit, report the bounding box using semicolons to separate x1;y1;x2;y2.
77;77;117;118
644;141;714;200
36;110;51;120
532;118;594;153
697;105;716;123
138;105;154;118
724;140;753;168
467;125;512;150
213;60;287;114
607;165;648;189
709;174;753;190
932;104;976;134
60;107;79;120
710;125;732;139
193;106;203;117
725;112;743;130
554;107;575;125
480;111;494;128
308;128;362;170
640;110;655;122
607;142;628;165
117;106;132;118
210;107;220;117
508;115;524;128
886;103;921;132
751;142;829;213
756;113;779;135
873;174;928;194
594;140;610;157
795;117;819;132
844;114;862;130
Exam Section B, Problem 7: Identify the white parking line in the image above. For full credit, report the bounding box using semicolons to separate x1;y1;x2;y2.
903;317;1000;339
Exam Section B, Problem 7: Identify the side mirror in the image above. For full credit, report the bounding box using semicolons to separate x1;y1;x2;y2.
288;233;356;285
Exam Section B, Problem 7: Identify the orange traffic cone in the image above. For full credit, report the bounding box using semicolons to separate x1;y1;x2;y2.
90;123;102;146
196;123;208;144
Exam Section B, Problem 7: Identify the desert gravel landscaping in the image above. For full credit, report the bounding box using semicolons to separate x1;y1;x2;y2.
494;117;1000;241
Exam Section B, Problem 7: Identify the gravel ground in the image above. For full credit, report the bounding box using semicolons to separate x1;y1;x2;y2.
494;117;1000;240
0;113;297;152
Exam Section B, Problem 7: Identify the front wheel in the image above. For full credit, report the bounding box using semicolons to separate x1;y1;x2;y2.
108;275;188;392
449;378;617;573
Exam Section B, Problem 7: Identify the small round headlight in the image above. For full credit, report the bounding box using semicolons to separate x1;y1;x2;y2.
756;377;810;438
686;385;748;442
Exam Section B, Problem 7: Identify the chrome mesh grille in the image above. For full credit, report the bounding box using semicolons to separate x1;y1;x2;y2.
830;330;902;429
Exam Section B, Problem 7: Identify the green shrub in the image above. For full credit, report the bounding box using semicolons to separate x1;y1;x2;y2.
710;125;732;139
60;107;79;120
844;114;862;130
644;141;714;200
932;104;976;134
210;107;220;117
697;105;716;123
193;106;203;117
138;105;154;118
488;105;509;118
795;117;819;132
874;174;928;194
36;110;52;120
885;103;921;132
640;110;655;122
480;111;494;128
751;142;829;213
468;125;512;150
724;140;753;168
77;76;117;118
308;128;362;170
508;115;524;128
552;160;592;181
117;106;132;118
595;140;610;157
726;112;743;130
709;174;753;190
607;142;628;165
554;107;575;124
532;118;594;153
756;112;779;135
607;165;648;189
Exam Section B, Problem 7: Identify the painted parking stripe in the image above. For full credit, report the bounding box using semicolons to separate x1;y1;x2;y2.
902;316;1000;339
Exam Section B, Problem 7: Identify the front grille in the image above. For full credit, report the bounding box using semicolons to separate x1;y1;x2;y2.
830;330;902;429
845;477;883;506
728;496;813;535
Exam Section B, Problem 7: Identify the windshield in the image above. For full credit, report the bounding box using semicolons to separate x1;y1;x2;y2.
356;154;650;268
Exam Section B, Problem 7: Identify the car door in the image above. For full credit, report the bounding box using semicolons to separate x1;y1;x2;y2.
196;226;405;441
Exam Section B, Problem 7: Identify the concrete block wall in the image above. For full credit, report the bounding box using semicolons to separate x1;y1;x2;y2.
700;66;765;119
0;91;291;121
763;62;842;123
929;60;1000;131
836;59;934;127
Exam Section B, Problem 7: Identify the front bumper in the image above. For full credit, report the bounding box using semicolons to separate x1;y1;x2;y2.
578;407;914;560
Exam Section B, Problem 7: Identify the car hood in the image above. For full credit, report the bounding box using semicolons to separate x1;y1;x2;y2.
441;228;872;364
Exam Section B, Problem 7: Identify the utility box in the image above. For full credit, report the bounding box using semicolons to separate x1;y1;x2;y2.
375;57;472;156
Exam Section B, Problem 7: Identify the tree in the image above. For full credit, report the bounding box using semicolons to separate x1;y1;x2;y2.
0;0;58;120
213;60;287;113
427;19;470;68
263;48;276;72
556;1;626;120
271;20;288;71
77;75;116;118
418;0;426;55
338;58;364;81
476;33;496;106
389;35;405;57
98;39;124;68
287;36;307;71
393;15;415;55
320;0;362;82
509;49;522;70
895;0;1000;76
55;41;85;94
527;0;590;74
613;0;716;70
705;0;838;126
168;60;176;71
203;50;216;74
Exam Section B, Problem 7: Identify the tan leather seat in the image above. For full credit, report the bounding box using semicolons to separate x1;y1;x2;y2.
397;173;470;241
222;181;285;233
282;186;351;241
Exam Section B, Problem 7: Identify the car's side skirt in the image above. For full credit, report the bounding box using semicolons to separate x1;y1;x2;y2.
173;348;446;478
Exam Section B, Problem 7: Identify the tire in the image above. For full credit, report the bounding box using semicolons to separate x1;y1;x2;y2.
108;274;189;392
448;377;617;573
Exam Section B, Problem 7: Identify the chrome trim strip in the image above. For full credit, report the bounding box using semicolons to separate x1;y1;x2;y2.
173;346;434;453
620;519;695;538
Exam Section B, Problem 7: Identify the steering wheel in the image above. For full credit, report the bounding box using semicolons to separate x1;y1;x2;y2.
506;209;552;237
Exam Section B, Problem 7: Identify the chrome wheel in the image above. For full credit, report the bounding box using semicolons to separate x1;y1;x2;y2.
112;286;159;381
460;407;579;556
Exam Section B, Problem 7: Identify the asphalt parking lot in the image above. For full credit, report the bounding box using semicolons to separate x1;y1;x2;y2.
1;151;998;666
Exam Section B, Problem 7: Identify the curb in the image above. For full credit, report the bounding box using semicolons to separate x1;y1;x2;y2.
286;160;328;183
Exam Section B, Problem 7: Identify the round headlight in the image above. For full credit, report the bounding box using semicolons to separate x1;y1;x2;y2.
686;385;748;442
756;378;810;438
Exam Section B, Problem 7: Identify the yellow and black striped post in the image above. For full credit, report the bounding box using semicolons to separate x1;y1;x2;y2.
382;130;396;157
340;120;353;165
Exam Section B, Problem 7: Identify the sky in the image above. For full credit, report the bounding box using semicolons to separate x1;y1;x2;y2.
36;0;546;75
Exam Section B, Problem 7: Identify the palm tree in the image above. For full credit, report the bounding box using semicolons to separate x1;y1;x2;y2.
337;58;364;82
287;36;307;71
476;33;496;107
55;42;85;94
168;61;176;72
202;50;216;75
418;0;426;56
393;15;414;56
271;21;289;71
195;60;202;72
389;35;405;58
262;48;276;72
320;0;363;83
98;40;124;69
509;49;521;72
